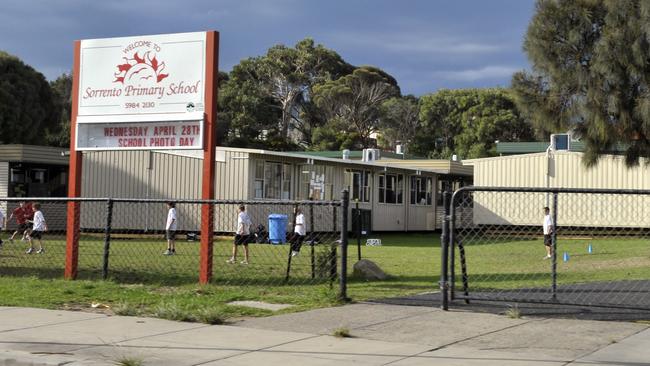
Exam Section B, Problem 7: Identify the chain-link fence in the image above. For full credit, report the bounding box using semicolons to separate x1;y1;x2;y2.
442;187;650;310
0;197;345;288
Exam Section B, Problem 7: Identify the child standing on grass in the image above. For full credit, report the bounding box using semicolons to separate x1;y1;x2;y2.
164;202;177;255
26;203;46;254
227;205;252;264
0;206;5;247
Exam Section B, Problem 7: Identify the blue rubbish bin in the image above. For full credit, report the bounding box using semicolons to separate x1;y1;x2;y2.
268;214;288;244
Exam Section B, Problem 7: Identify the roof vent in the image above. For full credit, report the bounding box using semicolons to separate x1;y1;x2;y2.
362;148;380;162
550;134;570;150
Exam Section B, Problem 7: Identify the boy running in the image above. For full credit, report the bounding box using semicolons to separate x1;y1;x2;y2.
9;201;33;243
26;203;47;254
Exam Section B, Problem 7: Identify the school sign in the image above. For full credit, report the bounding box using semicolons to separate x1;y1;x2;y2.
66;31;219;283
76;32;208;150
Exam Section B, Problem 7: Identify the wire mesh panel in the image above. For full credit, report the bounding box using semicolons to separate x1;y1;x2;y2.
0;198;343;287
0;199;103;279
212;201;340;286
449;188;650;310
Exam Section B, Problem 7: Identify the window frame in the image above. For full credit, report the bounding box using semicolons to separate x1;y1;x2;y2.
410;176;433;206
256;161;292;200
347;169;370;203
378;172;404;205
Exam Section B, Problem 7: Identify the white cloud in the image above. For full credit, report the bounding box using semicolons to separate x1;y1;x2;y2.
433;65;519;81
327;30;505;56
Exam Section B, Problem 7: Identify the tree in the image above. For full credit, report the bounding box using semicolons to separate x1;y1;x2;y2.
48;73;73;147
218;60;283;148
256;38;353;142
313;65;401;148
378;95;420;153
417;89;534;159
513;0;650;166
0;51;60;145
452;89;535;159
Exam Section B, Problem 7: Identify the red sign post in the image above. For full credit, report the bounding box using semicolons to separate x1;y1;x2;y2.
66;31;219;283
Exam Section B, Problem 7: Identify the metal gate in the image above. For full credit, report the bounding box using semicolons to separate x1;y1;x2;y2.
441;187;650;311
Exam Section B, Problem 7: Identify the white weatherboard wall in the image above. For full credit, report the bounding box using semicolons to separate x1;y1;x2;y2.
467;151;650;227
0;162;8;215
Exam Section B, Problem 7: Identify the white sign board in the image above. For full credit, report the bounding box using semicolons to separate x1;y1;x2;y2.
76;114;203;150
76;32;208;150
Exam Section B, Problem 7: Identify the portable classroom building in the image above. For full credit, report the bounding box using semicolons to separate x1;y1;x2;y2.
80;147;473;233
463;151;650;227
0;144;69;231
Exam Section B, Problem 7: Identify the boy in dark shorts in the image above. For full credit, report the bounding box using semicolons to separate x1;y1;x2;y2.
26;203;46;254
163;202;177;255
542;206;553;259
9;201;33;243
227;205;252;264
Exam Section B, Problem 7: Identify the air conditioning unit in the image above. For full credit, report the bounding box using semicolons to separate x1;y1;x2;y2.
550;134;570;151
362;149;380;162
342;149;350;160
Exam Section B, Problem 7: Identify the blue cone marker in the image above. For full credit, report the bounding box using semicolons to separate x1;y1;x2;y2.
588;243;593;254
563;251;570;262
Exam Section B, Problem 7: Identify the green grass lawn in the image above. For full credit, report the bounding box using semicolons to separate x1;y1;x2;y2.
1;232;649;322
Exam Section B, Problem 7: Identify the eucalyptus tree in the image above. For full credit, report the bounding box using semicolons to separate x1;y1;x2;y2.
313;65;400;148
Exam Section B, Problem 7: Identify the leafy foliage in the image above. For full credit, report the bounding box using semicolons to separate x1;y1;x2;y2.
0;51;61;145
313;65;401;148
47;73;73;147
514;0;650;166
378;95;420;153
417;88;533;159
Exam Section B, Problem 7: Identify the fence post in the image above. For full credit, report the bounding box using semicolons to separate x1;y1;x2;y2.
330;206;337;286
310;204;315;279
551;192;559;301
440;191;450;310
102;199;114;280
339;190;350;301
356;200;361;261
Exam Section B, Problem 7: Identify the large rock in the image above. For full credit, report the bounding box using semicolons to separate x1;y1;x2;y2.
353;259;390;280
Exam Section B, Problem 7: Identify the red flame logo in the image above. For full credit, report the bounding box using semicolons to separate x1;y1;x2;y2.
114;51;169;84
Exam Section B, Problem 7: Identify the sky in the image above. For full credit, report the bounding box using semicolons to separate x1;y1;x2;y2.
0;0;536;96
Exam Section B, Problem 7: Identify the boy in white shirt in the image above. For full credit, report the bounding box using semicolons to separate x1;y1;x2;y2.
164;202;177;255
228;205;252;264
26;203;47;254
542;206;553;259
291;207;306;257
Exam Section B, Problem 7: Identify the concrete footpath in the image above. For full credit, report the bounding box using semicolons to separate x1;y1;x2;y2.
0;303;648;365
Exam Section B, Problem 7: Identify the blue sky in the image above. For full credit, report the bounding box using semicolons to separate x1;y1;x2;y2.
1;0;535;96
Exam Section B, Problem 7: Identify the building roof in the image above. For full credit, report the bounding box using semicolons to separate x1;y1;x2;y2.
495;140;629;155
158;147;473;177
0;144;69;165
299;150;426;160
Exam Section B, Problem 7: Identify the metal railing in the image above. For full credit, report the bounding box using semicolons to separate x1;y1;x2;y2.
0;194;349;293
441;187;650;311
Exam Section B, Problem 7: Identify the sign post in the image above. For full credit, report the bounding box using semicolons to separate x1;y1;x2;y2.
66;31;219;282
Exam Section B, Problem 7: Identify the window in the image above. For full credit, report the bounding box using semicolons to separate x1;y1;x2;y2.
299;165;334;200
31;169;47;184
347;170;370;202
10;168;25;183
8;163;67;197
256;161;292;200
378;173;403;204
254;161;264;199
437;179;468;206
410;176;433;205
